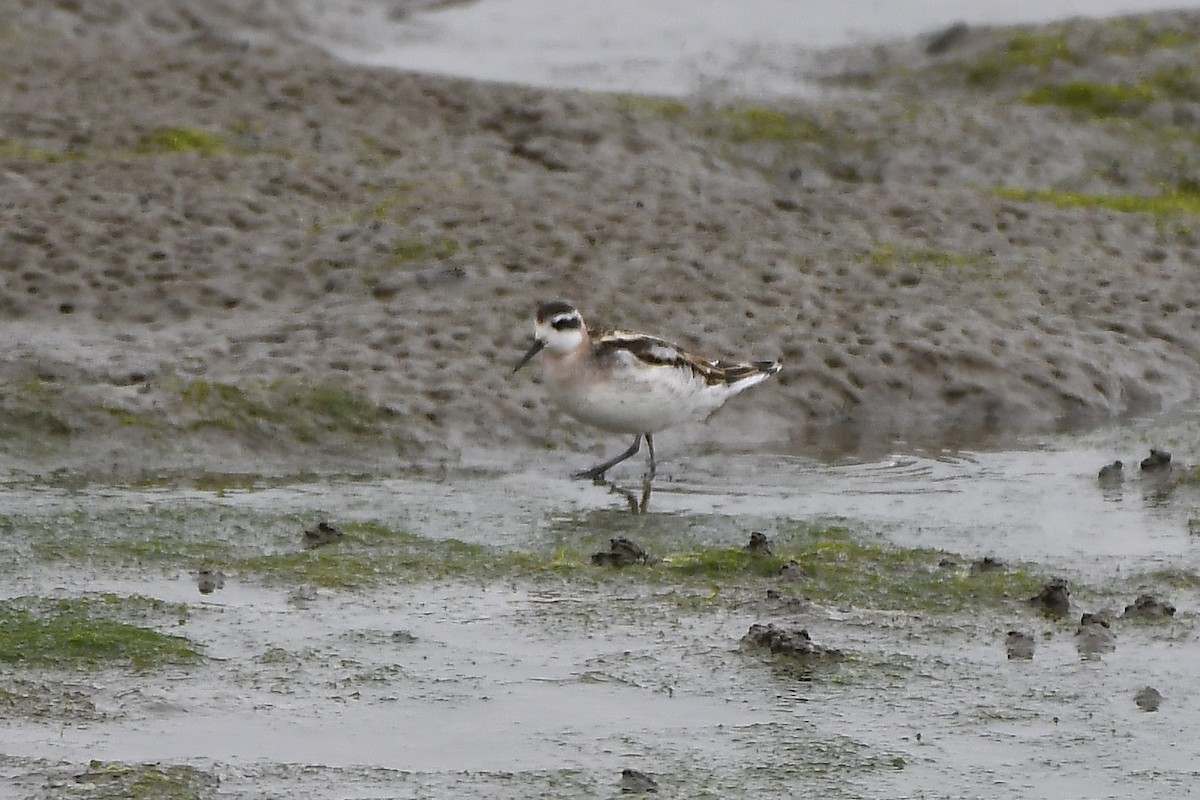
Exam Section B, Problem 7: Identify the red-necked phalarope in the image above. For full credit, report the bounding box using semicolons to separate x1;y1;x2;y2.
514;300;781;481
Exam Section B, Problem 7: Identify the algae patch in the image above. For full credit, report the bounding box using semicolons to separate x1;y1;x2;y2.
134;126;226;156
0;595;199;669
1022;80;1157;118
660;526;1044;613
0;137;80;162
965;29;1078;87
994;187;1200;216
69;761;218;800
712;107;826;145
178;379;395;442
857;243;995;278
0;379;72;447
16;502;1048;614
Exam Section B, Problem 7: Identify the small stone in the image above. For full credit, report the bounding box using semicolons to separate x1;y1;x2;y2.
1028;578;1070;618
1134;686;1163;712
303;521;344;549
620;768;658;793
1005;630;1034;660
391;630;418;644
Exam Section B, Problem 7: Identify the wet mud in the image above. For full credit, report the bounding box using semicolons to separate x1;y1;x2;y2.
1;407;1199;798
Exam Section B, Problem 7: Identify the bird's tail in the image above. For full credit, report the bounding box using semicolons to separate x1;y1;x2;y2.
709;359;782;391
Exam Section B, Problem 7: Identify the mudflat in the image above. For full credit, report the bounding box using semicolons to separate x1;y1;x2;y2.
2;2;1199;474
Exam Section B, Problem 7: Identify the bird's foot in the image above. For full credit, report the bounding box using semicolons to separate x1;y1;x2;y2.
571;466;608;482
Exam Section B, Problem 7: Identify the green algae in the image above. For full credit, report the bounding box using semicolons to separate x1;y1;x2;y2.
715;107;825;144
1016;71;1200;119
0;596;199;669
134;126;226;156
72;761;218;800
965;29;1078;87
614;95;690;120
0;407;71;440
617;96;828;146
1001;30;1078;69
1022;80;1157;117
0;380;72;442
993;186;1200;216
234;525;495;589
1136;566;1200;591
769;528;1043;613
960;19;1199;93
387;235;460;265
14;499;1046;613
1102;16;1199;55
649;526;1044;613
859;243;992;273
178;380;393;442
0;138;79;162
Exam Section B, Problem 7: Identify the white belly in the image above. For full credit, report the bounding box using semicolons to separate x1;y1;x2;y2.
547;358;750;434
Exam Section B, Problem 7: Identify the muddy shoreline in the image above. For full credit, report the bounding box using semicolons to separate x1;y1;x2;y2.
3;6;1200;794
2;4;1200;479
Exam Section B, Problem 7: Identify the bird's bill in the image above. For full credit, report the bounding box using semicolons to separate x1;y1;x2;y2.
513;338;546;372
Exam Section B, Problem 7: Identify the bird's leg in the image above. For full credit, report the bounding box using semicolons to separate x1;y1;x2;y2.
637;478;652;513
573;434;642;481
644;433;656;482
636;433;656;512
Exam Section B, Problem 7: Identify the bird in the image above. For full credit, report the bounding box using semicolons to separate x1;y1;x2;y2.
514;300;781;481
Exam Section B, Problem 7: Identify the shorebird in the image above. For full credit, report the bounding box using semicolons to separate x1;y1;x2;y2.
514;300;781;481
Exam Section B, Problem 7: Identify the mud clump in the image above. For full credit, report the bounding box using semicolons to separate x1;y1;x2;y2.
1005;630;1035;660
970;556;1005;575
302;521;344;550
1097;460;1124;486
1140;448;1172;473
196;568;225;595
1135;686;1163;712
761;589;817;613
1122;594;1176;620
777;559;808;582
741;623;844;662
1028;577;1070;618
744;531;773;555
1074;612;1116;658
620;768;659;794
591;537;655;567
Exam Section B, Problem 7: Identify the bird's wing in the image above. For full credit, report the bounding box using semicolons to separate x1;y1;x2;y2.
593;329;780;387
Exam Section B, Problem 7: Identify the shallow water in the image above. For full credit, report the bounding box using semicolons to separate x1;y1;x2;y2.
311;0;1194;96
2;408;1199;798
